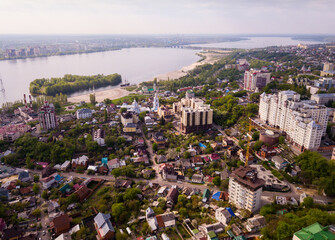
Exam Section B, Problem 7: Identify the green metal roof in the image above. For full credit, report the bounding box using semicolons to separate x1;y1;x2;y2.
208;231;217;239
293;223;335;240
203;189;210;198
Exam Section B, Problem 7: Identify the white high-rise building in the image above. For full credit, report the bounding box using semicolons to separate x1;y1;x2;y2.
152;93;159;112
259;91;328;151
228;166;264;213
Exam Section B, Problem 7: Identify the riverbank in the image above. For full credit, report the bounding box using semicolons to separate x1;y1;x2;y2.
67;50;230;103
153;50;231;81
67;87;131;103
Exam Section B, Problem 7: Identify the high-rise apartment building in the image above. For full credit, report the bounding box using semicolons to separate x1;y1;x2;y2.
244;69;271;91
173;98;213;134
228;166;264;213
39;101;58;130
259;91;328;151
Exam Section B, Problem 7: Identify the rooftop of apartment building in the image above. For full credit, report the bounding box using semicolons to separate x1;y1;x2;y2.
230;166;265;191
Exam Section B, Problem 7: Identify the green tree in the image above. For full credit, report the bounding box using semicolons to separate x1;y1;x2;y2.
112;202;126;221
90;94;96;105
104;108;108;122
120;108;127;113
213;176;221;186
32;183;40;194
302;196;314;208
183;151;191;159
41;190;48;200
31;208;41;217
279;136;285;144
252;131;260;141
33;175;39;182
152;143;158;152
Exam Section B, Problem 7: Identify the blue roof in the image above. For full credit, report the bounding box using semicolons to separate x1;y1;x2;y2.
101;157;108;164
54;174;64;181
199;143;207;148
226;207;235;217
212;191;221;201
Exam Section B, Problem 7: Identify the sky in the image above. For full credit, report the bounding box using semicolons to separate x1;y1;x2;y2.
0;0;334;35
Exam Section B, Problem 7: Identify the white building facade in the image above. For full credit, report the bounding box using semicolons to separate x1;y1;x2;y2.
259;91;328;151
228;166;264;213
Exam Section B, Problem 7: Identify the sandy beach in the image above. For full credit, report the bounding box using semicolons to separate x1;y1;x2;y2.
67;87;131;103
67;50;230;103
153;50;231;81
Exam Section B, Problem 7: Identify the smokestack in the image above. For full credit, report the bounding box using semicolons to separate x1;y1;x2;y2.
29;95;32;109
24;94;27;109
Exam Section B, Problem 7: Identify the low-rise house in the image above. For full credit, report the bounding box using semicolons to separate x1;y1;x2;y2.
98;164;108;174
0;188;9;200
142;169;153;178
51;214;71;234
2;227;23;240
18;171;31;182
161;164;178;181
202;189;210;202
88;165;98;172
215;208;233;226
156;212;176;228
293;222;335;240
19;186;33;195
199;222;225;236
192;174;204;184
210;153;220;162
166;187;179;207
60;161;71;171
93;129;105;146
222;138;234;147
276;196;298;205
72;155;88;170
107;159;120;170
192;156;203;165
114;179;132;188
41;166;56;178
146;207;158;232
245;215;266;232
133;156;150;165
157;186;169;197
145;116;155;127
272;156;288;170
75;185;92;201
76;108;93;119
94;212;115;240
42;176;56;189
180;159;192;170
259;145;277;158
123;123;137;133
152;132;166;148
156;155;167;163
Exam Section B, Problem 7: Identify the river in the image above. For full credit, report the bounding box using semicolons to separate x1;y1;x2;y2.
0;37;325;105
190;36;323;49
0;47;200;104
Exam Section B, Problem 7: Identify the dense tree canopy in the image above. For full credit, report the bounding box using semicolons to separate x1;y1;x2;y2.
30;74;121;96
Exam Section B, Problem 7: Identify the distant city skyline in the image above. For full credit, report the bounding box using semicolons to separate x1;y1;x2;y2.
0;0;334;35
